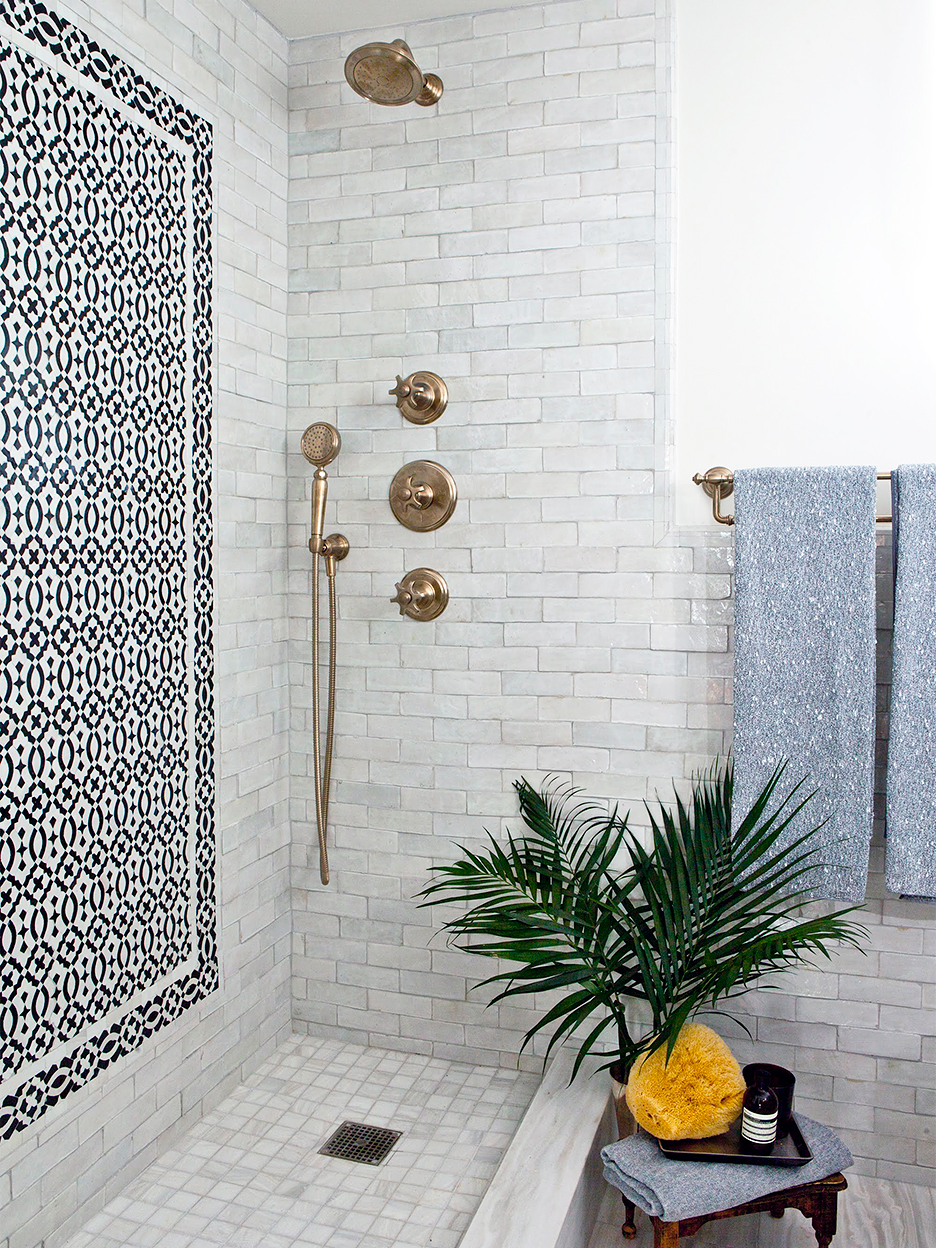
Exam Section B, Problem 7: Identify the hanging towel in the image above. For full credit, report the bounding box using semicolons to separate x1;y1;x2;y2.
733;467;877;902
601;1117;852;1222
885;465;936;900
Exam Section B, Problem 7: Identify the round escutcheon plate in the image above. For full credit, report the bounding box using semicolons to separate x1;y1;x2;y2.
391;568;449;621
389;460;457;532
389;372;448;425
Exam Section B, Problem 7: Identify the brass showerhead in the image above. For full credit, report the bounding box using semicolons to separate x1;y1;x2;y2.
301;422;341;467
344;39;443;107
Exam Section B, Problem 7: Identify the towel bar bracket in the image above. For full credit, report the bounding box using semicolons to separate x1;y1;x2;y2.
692;467;735;525
692;467;893;525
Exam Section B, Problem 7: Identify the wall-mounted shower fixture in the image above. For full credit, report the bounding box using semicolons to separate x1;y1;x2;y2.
344;40;443;107
390;371;448;424
389;460;457;532
301;422;350;886
391;568;449;621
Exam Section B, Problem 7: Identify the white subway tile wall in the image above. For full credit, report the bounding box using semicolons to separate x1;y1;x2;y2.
287;0;935;1189
0;2;291;1246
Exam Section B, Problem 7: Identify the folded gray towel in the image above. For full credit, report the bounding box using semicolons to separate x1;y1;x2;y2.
886;464;936;899
732;466;877;901
601;1116;852;1222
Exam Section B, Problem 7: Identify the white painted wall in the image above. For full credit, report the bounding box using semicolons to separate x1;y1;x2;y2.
675;0;936;525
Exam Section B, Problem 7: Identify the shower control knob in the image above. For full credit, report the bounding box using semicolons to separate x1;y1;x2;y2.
390;377;429;410
391;568;448;621
391;584;413;613
389;461;456;531
398;481;433;510
390;371;448;424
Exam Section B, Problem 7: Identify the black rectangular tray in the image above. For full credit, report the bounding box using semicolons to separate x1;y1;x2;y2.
657;1114;812;1167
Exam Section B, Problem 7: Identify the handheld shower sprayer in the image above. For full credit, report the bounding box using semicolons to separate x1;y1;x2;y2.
301;422;348;885
301;419;341;467
310;468;328;554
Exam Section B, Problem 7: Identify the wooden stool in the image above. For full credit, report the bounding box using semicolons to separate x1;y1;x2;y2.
620;1172;847;1247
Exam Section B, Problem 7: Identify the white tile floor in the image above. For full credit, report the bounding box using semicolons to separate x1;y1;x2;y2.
587;1169;936;1248
62;1035;538;1248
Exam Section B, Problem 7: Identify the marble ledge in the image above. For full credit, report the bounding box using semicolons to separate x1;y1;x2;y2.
460;1048;617;1248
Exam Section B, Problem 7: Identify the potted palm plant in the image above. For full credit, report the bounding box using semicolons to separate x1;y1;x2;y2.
417;762;865;1134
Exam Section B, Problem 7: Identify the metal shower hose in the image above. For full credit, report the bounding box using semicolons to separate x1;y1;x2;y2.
311;551;338;885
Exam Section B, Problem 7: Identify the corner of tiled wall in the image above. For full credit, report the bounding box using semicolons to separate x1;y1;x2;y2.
286;0;729;1076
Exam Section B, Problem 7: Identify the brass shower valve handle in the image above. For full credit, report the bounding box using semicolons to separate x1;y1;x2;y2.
389;460;456;531
398;479;434;511
391;568;449;621
389;371;448;424
390;376;429;409
390;584;415;614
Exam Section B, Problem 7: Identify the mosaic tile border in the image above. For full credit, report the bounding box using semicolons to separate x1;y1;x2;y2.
0;0;215;1140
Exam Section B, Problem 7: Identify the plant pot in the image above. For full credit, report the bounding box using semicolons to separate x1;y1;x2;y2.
609;1060;636;1140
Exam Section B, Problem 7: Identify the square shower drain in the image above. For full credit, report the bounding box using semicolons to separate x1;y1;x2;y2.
319;1120;403;1165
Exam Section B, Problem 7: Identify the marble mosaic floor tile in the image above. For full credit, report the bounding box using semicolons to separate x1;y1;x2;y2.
61;1035;538;1248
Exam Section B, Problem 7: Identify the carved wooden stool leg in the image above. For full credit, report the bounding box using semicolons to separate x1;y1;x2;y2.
810;1191;839;1248
652;1219;679;1248
621;1195;637;1240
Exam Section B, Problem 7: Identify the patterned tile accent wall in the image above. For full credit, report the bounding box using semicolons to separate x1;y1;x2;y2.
287;0;935;1187
0;0;216;1142
0;1;290;1245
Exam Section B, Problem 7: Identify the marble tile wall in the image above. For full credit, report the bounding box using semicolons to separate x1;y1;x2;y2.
0;2;292;1246
287;0;935;1188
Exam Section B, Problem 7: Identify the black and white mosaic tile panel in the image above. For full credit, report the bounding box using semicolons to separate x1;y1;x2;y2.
0;0;215;1140
60;1035;538;1248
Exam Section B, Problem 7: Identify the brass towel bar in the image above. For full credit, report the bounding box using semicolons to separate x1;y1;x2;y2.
692;467;893;526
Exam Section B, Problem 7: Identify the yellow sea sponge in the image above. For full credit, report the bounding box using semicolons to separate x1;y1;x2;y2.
624;1023;746;1141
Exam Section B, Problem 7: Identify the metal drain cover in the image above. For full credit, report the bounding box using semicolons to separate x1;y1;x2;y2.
319;1120;403;1166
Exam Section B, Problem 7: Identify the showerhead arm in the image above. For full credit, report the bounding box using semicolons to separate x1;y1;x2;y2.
344;39;443;107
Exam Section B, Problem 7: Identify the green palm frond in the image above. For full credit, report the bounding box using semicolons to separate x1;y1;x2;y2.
416;762;868;1078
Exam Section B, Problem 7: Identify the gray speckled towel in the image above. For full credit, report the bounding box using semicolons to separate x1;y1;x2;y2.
733;467;877;901
601;1116;852;1222
886;465;936;900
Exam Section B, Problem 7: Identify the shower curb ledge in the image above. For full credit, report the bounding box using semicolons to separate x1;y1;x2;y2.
459;1050;616;1248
